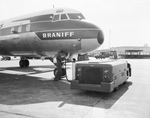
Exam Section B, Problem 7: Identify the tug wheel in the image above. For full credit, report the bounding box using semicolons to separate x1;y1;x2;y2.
114;86;119;91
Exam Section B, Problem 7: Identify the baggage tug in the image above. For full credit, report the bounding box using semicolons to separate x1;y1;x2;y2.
71;59;131;92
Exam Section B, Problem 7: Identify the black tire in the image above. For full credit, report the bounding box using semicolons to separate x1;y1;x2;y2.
7;57;11;60
114;86;119;91
61;68;66;76
53;68;58;77
123;81;127;85
19;60;29;67
24;60;29;67
19;60;25;67
127;63;131;76
53;68;66;77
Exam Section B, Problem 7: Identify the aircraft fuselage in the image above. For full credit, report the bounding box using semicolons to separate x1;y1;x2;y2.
0;8;104;59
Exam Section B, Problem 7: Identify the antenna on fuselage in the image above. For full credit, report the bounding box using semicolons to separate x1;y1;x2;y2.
51;0;55;8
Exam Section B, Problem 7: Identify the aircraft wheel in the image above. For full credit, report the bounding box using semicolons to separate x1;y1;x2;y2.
53;68;57;77
24;59;29;67
53;68;66;77
61;68;66;76
19;59;29;67
19;60;25;67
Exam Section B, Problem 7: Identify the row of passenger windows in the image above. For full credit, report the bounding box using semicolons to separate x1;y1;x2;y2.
10;13;85;34
11;24;30;34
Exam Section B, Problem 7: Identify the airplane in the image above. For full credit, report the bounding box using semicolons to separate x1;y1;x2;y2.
0;8;104;75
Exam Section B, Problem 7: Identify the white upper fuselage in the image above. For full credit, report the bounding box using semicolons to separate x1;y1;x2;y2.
0;8;104;58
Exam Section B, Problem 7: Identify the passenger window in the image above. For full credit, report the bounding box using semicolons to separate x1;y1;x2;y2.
49;14;54;20
11;27;18;34
18;26;22;33
53;15;60;21
0;24;3;28
61;14;68;20
26;24;30;31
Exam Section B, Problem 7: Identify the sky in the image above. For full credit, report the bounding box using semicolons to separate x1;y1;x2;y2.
0;0;150;49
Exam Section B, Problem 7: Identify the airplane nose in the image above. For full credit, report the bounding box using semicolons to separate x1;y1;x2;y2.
97;30;104;45
79;20;104;53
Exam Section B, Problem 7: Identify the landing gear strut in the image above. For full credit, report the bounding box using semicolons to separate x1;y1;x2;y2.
19;59;29;67
52;50;68;79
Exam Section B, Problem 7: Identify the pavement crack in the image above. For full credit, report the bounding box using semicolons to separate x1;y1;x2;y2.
93;99;102;107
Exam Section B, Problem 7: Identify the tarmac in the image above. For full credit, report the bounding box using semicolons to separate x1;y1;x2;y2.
0;58;150;118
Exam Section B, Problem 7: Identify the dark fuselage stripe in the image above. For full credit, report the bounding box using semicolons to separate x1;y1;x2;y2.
35;29;98;40
0;20;99;38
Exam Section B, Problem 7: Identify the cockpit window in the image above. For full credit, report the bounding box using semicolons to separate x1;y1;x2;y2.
53;14;60;21
52;13;84;22
67;13;85;20
61;14;68;20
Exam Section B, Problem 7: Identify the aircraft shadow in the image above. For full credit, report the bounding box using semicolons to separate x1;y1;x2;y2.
0;65;55;72
0;66;132;109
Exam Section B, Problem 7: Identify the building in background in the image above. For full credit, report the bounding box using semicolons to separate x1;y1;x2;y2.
112;46;150;59
89;46;150;59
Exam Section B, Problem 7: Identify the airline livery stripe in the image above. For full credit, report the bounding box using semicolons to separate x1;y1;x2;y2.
36;29;98;40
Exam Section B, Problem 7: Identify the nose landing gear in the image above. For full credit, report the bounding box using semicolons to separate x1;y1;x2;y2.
52;51;68;80
53;68;66;77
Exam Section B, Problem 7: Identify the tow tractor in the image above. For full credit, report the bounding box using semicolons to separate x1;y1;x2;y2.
70;59;131;92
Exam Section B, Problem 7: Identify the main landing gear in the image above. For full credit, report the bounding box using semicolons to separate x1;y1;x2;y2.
19;59;29;67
